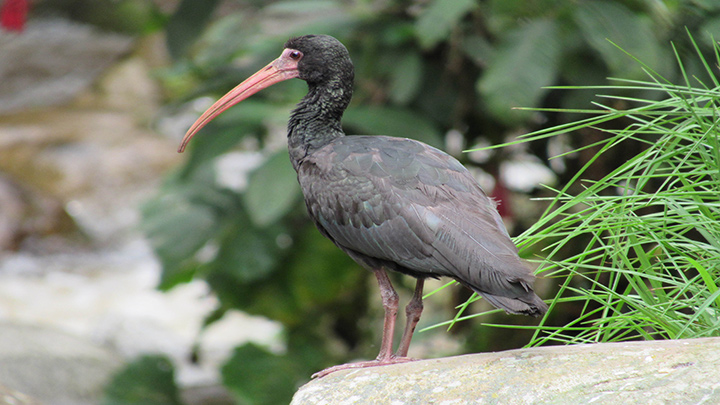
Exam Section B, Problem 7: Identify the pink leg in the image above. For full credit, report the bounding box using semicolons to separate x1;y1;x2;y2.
312;269;416;379
373;267;399;361
395;278;424;358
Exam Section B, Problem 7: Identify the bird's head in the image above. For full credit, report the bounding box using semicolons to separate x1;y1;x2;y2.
284;35;353;86
178;34;353;153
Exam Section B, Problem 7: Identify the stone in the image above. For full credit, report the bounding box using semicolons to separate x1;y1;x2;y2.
0;384;41;405
0;322;123;405
0;19;133;113
292;337;720;404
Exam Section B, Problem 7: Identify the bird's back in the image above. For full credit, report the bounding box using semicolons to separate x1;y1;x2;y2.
296;135;547;316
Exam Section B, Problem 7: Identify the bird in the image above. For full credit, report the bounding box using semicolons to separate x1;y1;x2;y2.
178;34;548;378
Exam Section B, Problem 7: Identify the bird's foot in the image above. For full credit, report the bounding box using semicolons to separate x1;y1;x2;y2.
312;355;416;379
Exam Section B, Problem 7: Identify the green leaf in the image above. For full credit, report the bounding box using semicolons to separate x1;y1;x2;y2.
415;0;477;49
243;150;301;227
343;106;444;148
210;209;287;284
265;0;341;14
102;355;182;405
222;343;299;405
289;227;363;307
143;163;239;290
689;257;720;309
388;52;423;104
574;1;671;79
478;19;561;125
700;17;720;45
142;190;218;290
461;34;495;67
166;0;222;60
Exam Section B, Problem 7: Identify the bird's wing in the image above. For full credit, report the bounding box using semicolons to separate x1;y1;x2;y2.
298;136;535;301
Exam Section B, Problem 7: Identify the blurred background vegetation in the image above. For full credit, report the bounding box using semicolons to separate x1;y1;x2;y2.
22;0;717;404
139;0;720;403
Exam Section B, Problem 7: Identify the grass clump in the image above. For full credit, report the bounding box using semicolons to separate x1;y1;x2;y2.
433;35;720;346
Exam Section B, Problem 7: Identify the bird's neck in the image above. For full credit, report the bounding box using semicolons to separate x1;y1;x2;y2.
287;79;352;170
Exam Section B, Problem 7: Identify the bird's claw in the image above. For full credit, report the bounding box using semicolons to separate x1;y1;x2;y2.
311;356;417;379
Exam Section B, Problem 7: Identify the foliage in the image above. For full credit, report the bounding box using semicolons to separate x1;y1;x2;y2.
439;34;720;345
140;0;720;403
221;344;301;405
102;355;183;405
35;0;165;34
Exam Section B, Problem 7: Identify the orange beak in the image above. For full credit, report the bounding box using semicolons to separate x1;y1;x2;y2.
178;50;301;153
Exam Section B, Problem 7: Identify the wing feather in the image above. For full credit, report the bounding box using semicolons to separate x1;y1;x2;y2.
297;135;545;314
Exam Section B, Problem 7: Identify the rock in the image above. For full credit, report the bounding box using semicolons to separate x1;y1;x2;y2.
0;33;178;248
0;173;80;252
0;19;133;113
0;322;123;405
0;384;41;405
292;337;720;404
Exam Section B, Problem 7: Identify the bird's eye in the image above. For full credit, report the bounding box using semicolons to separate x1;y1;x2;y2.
289;50;302;60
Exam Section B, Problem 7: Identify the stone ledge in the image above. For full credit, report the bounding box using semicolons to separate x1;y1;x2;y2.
0;323;122;404
292;337;720;404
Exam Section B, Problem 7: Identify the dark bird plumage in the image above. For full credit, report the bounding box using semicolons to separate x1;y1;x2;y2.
179;34;547;378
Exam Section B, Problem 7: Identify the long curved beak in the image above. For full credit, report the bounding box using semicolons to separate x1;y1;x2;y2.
178;52;300;153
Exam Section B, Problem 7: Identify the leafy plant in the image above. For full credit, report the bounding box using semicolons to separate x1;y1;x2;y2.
103;355;183;405
140;1;720;403
437;34;720;345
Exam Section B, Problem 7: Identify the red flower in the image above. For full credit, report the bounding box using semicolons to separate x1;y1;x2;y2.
1;0;28;32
